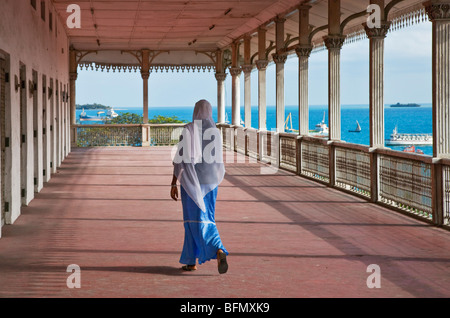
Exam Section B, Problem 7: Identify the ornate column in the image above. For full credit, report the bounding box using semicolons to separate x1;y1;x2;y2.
141;49;150;124
364;0;390;148
257;27;268;131
274;17;287;133
256;60;268;131
424;0;450;157
242;35;253;128
296;5;313;136
230;42;242;126
296;47;312;136
364;22;391;148
215;72;227;124
324;35;345;141
230;67;242;126
324;0;345;141
424;0;450;225
69;49;77;126
242;65;253;128
69;49;78;147
215;50;227;124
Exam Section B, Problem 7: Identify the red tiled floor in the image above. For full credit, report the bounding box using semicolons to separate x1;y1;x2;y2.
0;147;449;298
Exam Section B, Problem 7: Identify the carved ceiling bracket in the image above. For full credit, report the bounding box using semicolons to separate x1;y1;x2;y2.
121;50;143;65
195;50;218;65
74;50;98;65
121;50;170;68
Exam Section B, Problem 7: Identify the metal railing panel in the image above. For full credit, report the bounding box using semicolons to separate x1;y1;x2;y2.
246;128;259;160
149;124;184;146
379;153;433;220
280;134;297;173
335;144;371;198
76;125;142;147
235;127;246;155
443;163;450;225
300;138;330;182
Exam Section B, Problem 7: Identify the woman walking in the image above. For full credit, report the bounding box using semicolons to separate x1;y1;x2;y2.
170;99;228;274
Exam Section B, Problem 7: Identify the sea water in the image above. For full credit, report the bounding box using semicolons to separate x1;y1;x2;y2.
76;104;433;156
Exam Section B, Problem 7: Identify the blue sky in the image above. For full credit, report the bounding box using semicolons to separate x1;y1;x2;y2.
76;21;432;108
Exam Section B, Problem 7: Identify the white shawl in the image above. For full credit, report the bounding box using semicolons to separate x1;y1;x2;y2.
173;100;225;211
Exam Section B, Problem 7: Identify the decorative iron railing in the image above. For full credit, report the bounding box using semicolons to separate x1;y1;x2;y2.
334;142;371;198
148;124;185;146
443;161;450;226
75;124;142;147
279;134;297;173
246;128;259;160
216;123;448;228
260;131;278;163
74;123;185;147
378;150;433;220
235;127;246;155
300;137;330;182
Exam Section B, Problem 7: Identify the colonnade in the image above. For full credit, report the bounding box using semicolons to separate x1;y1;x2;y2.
214;0;450;160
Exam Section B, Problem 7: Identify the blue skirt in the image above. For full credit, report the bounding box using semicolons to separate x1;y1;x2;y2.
179;186;228;265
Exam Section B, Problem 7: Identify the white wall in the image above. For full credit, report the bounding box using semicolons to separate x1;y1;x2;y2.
0;0;70;231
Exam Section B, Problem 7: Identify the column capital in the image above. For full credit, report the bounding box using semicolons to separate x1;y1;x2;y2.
241;64;253;74
69;72;78;81
255;59;268;71
140;71;150;80
274;16;286;24
363;21;391;39
323;35;346;50
272;52;287;64
229;67;242;77
215;72;227;82
295;45;313;58
423;1;450;21
298;4;312;11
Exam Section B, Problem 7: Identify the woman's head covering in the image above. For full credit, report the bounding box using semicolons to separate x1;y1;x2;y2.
173;99;225;211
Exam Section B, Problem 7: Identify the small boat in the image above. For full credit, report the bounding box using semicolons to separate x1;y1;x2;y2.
284;113;298;133
79;108;91;119
79;108;112;122
402;145;425;154
107;108;119;118
348;120;361;133
402;145;416;153
309;111;328;136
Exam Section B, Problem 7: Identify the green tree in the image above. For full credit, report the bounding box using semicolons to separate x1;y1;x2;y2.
110;112;143;124
109;113;187;124
148;115;187;124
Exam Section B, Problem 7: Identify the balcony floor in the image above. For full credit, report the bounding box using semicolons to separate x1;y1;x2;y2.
0;147;449;298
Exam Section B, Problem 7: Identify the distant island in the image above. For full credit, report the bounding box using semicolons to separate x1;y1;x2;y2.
390;103;421;108
76;103;111;110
